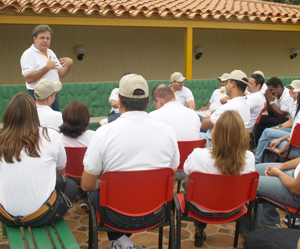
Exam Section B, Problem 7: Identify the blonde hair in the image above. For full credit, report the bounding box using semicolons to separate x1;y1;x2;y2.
210;110;249;175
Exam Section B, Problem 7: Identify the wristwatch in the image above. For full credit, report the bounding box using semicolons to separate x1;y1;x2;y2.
269;101;275;105
278;124;283;128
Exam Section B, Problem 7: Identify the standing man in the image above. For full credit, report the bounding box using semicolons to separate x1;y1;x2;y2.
81;74;179;249
170;72;195;109
201;70;250;147
255;77;293;144
246;73;265;132
21;25;73;111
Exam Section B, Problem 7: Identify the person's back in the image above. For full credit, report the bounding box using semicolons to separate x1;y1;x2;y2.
150;84;200;141
0;93;77;228
87;110;178;172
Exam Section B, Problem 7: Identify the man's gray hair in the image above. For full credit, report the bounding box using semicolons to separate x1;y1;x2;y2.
32;25;53;38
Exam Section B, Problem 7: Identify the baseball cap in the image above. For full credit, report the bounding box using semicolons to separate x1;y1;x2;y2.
34;79;62;100
253;70;265;78
170;72;186;82
217;73;230;81
224;70;249;85
287;80;300;92
119;74;149;99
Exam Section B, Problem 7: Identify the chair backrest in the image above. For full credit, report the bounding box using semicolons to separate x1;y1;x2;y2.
177;140;206;172
65;147;87;178
185;171;259;213
290;124;300;148
100;168;175;216
256;109;264;125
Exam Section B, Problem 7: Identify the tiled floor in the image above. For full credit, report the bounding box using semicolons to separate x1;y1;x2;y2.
0;202;288;249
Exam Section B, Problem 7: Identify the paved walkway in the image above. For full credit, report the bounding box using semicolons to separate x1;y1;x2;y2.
0;202;287;249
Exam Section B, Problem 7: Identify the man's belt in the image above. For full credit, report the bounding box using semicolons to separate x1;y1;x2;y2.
0;189;57;224
28;90;34;93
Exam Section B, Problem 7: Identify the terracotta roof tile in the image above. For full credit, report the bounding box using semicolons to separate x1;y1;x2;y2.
1;0;300;24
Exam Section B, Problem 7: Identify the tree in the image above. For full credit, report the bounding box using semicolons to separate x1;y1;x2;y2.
263;0;300;4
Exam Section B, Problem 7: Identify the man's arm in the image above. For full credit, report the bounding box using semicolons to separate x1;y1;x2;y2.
266;102;289;118
201;116;214;129
220;96;230;105
110;99;119;108
81;170;100;192
198;102;211;111
187;100;195;110
58;57;73;78
25;56;59;83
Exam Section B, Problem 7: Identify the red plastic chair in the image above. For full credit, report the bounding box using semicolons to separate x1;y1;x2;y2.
255;196;300;228
174;171;259;248
262;124;300;163
64;147;87;181
88;168;176;249
176;140;206;193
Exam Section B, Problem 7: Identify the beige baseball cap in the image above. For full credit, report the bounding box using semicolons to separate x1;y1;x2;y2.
224;70;249;85
253;70;265;78
34;79;62;100
119;74;149;99
287;80;300;92
170;72;186;82
217;73;230;81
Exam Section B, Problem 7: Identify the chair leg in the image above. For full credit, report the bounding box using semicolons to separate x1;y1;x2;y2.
159;226;163;249
176;212;181;249
177;180;181;194
88;204;98;249
169;213;176;249
234;221;240;248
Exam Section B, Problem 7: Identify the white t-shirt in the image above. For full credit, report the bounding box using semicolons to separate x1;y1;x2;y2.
109;88;120;114
290;101;298;122
171;85;194;108
20;44;62;90
274;87;294;118
184;148;255;175
60;130;95;147
207;96;250;139
0;128;66;216
290;110;300;138
209;88;227;111
184;148;255;213
84;111;179;175
37;105;63;132
293;163;300;179
246;91;265;132
149;101;200;141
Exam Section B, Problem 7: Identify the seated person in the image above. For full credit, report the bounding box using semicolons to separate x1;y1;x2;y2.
100;72;133;126
255;77;293;144
196;73;228;119
201;70;250;147
184;110;255;247
81;74;179;249
240;157;300;235
255;82;300;163
34;79;63;132
245;73;265;133
0;93;77;227
244;228;300;249
169;72;195;109
60;100;95;211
